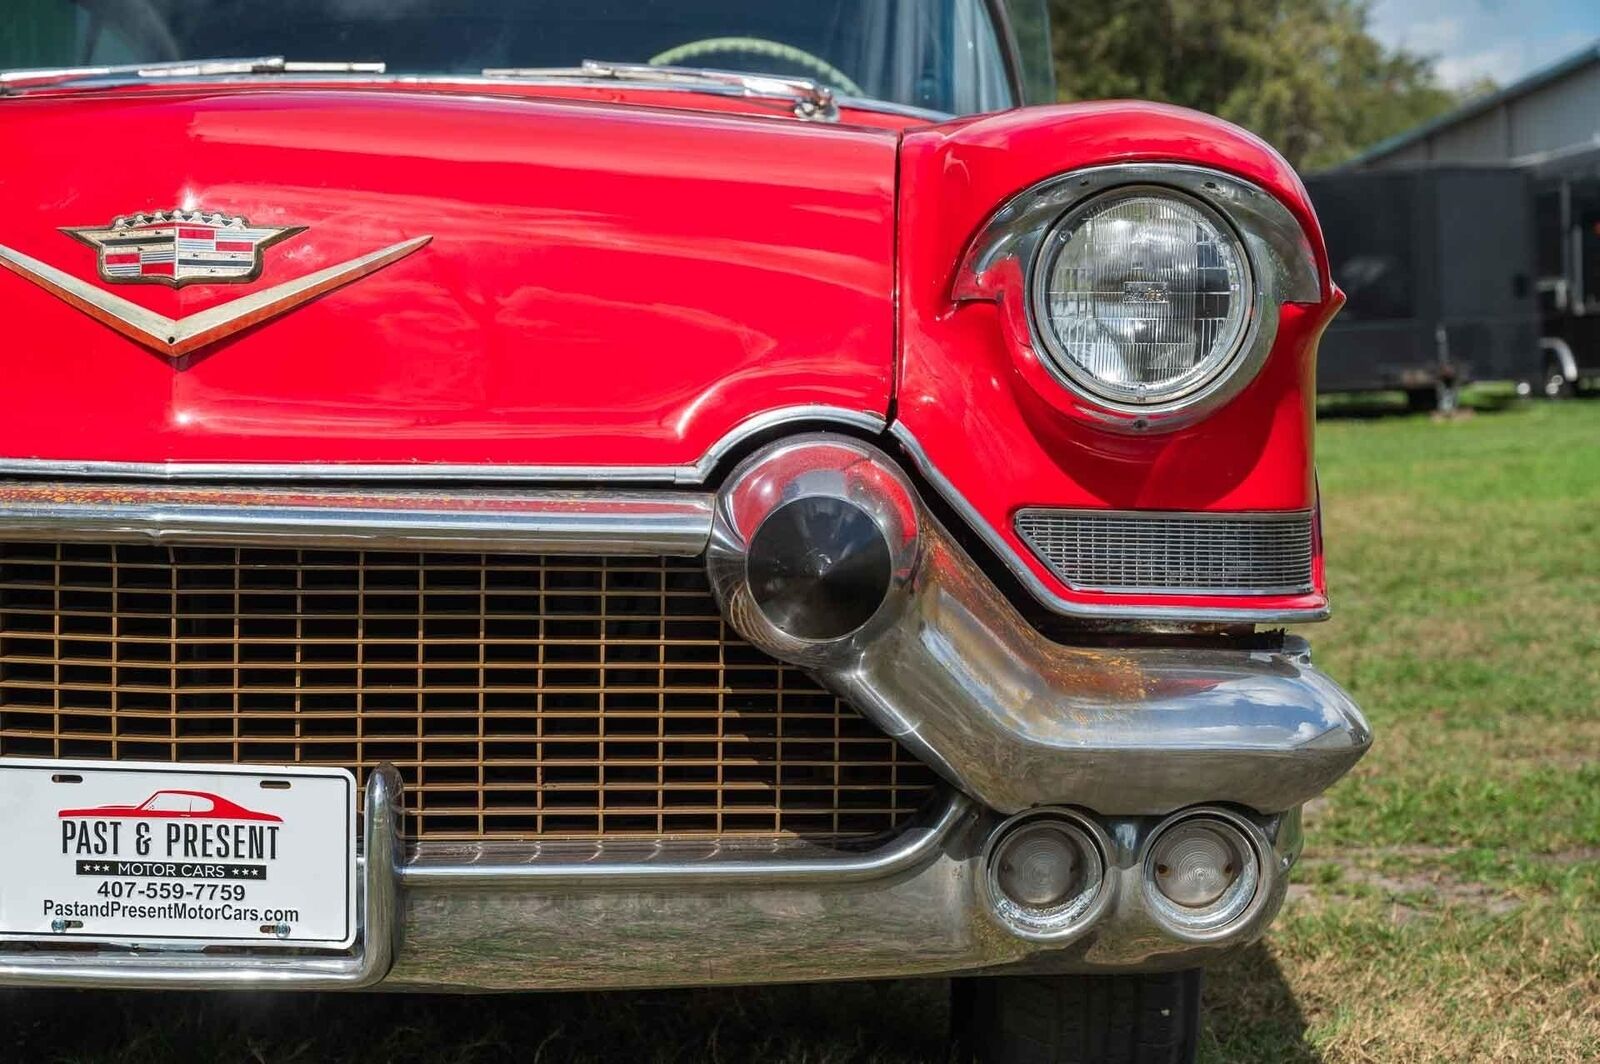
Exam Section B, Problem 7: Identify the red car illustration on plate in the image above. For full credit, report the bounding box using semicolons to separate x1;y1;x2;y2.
57;789;282;822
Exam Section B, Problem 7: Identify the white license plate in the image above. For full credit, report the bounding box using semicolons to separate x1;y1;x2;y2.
0;759;356;949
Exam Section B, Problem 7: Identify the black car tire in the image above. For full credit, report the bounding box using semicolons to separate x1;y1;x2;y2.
1404;387;1438;412
953;970;1202;1064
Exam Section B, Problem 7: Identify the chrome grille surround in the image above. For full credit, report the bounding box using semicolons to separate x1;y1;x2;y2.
1014;509;1315;596
0;441;1373;990
0;541;938;842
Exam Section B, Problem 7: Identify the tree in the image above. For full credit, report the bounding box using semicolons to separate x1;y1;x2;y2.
1047;0;1476;171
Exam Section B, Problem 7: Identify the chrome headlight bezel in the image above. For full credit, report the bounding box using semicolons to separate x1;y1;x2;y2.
954;163;1321;432
1028;186;1257;410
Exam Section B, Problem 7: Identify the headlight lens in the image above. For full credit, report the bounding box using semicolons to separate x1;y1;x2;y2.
1032;188;1253;407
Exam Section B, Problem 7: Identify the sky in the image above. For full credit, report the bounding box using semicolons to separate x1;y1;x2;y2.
1368;0;1600;91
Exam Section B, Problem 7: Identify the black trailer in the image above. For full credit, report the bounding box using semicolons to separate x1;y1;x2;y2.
1308;167;1542;408
1530;145;1600;396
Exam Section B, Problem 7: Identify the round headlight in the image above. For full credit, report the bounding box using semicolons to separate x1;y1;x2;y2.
1031;187;1253;407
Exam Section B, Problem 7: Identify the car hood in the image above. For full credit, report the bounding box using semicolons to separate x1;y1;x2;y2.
0;86;899;475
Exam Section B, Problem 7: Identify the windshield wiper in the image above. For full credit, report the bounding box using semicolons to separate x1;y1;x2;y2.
0;56;386;93
0;54;841;120
480;59;838;121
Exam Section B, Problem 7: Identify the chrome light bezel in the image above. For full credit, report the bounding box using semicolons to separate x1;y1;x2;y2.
954;163;1321;432
1028;186;1256;409
1137;807;1273;942
981;808;1115;943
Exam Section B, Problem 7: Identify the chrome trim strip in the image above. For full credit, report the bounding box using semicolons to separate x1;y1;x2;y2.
401;790;973;888
890;421;1331;623
0;765;400;989
686;406;885;483
835;95;951;122
0;406;886;485
0;483;713;555
0;237;430;357
708;435;1368;814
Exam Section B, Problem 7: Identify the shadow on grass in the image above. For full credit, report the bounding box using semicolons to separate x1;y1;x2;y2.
1201;942;1320;1063
0;949;1317;1062
1316;392;1415;420
1;978;952;1064
1317;385;1532;421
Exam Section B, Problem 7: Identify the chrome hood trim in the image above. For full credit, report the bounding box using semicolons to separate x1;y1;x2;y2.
0;482;713;555
0;406;885;486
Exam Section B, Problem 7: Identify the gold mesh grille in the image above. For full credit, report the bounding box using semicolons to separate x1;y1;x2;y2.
0;542;939;842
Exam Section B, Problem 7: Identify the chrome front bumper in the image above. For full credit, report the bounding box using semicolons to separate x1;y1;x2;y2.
704;436;1369;816
0;435;1369;990
0;771;1301;991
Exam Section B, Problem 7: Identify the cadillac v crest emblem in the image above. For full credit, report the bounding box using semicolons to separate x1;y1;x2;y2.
0;207;431;357
61;209;303;287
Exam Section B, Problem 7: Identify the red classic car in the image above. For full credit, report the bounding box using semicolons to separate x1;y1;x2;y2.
0;2;1369;1061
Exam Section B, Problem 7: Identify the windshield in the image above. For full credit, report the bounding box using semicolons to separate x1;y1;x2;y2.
1;0;1016;115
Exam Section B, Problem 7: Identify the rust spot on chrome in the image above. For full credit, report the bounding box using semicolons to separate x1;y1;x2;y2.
1048;649;1150;701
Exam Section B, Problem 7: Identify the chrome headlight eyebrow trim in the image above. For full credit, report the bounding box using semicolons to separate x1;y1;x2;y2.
953;163;1321;430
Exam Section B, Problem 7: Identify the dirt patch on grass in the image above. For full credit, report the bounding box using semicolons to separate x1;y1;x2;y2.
1289;853;1523;920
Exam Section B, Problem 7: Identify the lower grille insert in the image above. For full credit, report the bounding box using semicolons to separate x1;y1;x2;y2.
1015;509;1316;595
0;543;938;842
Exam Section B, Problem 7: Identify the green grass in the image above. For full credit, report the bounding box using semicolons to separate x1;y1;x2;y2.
1201;397;1600;1062
4;399;1597;1062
